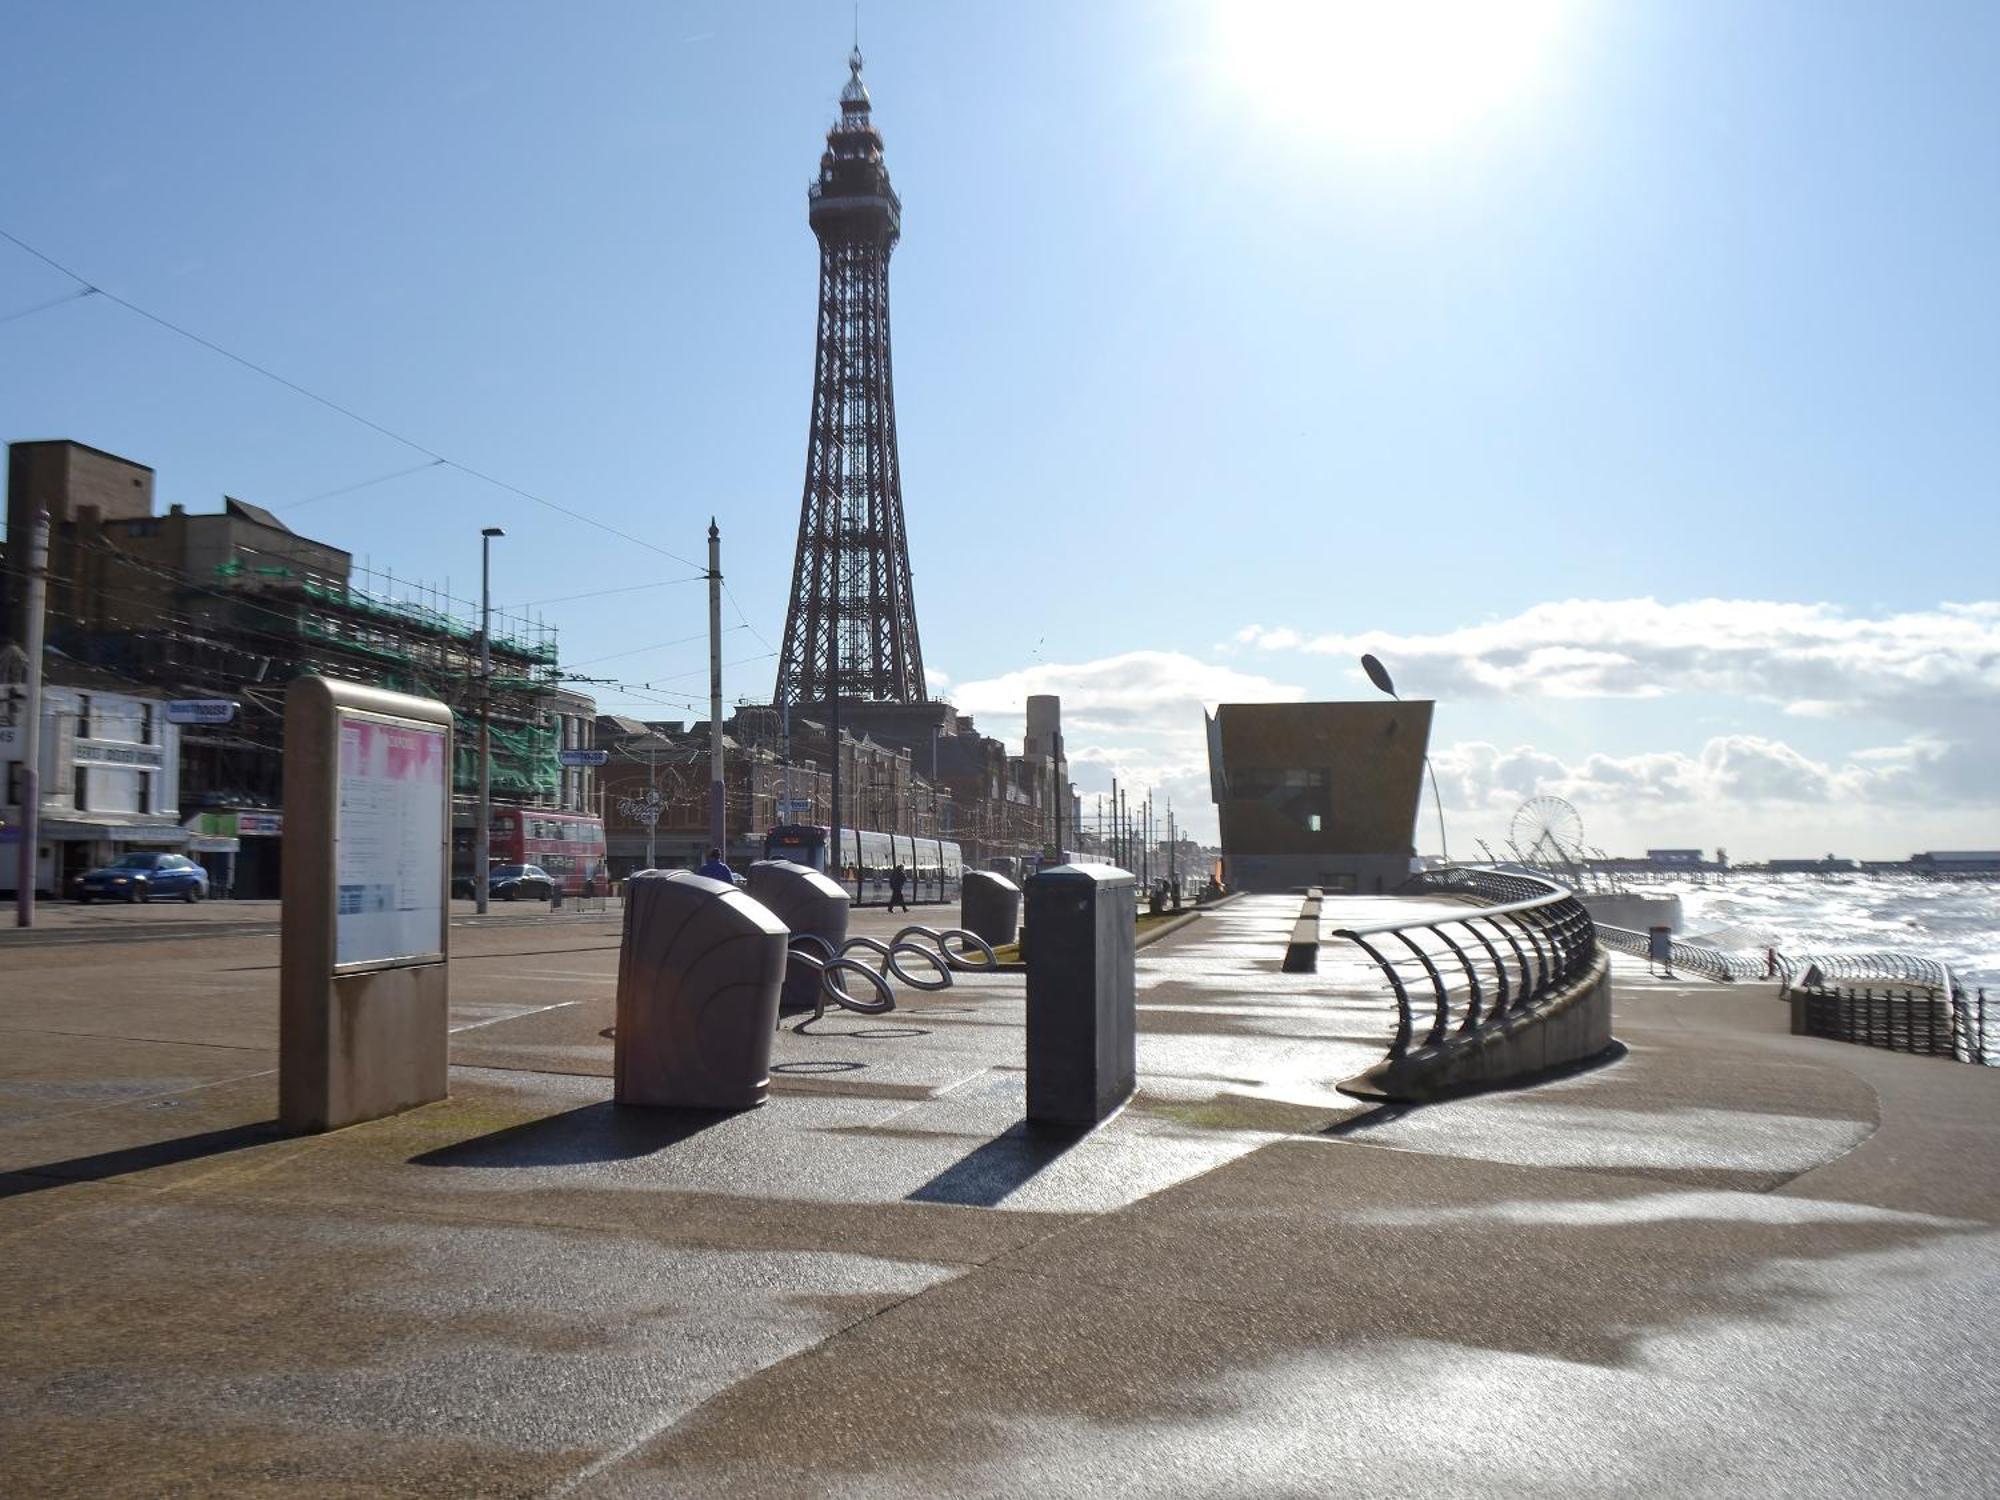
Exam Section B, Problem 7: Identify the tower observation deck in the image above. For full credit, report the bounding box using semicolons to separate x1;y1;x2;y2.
774;48;926;708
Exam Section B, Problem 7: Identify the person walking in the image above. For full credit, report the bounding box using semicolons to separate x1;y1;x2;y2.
697;847;735;884
888;862;910;912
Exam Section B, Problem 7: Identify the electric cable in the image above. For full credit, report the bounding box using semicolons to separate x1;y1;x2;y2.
0;225;704;571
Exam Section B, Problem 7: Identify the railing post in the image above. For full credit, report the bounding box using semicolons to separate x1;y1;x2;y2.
1390;929;1451;1048
1344;933;1413;1059
1464;920;1511;1016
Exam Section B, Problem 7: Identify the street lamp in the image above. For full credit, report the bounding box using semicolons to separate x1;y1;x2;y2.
475;527;505;914
1361;652;1451;865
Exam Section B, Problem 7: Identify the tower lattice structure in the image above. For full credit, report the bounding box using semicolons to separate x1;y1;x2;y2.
774;49;927;708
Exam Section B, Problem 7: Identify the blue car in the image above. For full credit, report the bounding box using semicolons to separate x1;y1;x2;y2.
74;852;209;904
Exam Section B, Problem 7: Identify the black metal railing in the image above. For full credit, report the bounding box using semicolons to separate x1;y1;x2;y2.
1328;867;1601;1063
1594;922;1766;982
1592;925;1992;1066
1797;983;1989;1062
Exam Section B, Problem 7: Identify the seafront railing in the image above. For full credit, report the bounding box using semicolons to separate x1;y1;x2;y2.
1327;867;1600;1064
1593;922;1991;1066
1594;922;1766;982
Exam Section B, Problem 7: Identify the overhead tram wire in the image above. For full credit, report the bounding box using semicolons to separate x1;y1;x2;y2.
0;225;705;573
508;576;707;610
561;626;741;671
278;459;448;512
720;578;775;653
0;286;98;325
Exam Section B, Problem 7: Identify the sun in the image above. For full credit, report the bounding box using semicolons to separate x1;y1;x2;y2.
1209;0;1575;151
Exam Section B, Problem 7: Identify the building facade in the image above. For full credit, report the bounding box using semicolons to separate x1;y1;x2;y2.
1;648;186;894
1206;700;1432;893
4;439;588;898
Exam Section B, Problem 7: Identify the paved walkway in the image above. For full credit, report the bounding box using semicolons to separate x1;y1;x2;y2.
2;896;1996;1495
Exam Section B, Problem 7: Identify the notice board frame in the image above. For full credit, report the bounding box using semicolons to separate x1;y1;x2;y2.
330;706;451;976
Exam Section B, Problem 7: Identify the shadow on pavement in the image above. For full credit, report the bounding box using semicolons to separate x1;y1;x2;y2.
905;1120;1088;1208
0;1120;289;1198
410;1101;732;1169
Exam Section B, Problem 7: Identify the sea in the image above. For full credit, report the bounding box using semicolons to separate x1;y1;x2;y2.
1654;873;2000;992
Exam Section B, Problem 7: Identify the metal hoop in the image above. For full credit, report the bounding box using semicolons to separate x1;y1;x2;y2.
935;928;997;971
885;939;953;991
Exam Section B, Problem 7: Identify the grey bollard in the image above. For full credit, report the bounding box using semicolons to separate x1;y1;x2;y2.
1024;863;1136;1128
614;870;788;1110
960;869;1023;948
748;858;851;1012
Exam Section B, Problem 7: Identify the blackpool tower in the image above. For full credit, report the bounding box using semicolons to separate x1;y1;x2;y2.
773;48;927;709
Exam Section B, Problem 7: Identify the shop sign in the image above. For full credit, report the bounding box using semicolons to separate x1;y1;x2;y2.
73;739;165;770
167;700;239;725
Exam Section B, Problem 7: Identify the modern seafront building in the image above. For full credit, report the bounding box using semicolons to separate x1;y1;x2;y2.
0;438;594;897
1205;699;1432;893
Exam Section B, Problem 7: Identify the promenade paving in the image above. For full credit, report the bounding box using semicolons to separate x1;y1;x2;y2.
1;895;1996;1496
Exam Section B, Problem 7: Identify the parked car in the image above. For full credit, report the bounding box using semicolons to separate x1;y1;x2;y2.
488;864;554;902
451;865;557;901
73;852;209;904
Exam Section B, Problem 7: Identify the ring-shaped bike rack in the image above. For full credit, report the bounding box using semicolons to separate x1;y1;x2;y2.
786;924;1000;1031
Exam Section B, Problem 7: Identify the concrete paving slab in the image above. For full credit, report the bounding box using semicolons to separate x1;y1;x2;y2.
0;1030;274;1128
587;1138;2000;1499
0;1191;960;1499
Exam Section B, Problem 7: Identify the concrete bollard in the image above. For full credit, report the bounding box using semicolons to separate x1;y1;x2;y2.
614;870;788;1110
1024;863;1136;1128
748;858;852;1013
960;869;1023;948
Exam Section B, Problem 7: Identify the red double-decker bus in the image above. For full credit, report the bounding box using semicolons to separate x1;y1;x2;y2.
490;809;607;894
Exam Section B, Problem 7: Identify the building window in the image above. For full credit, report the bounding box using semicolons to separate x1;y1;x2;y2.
138;770;151;815
73;765;87;812
141;703;155;745
76;694;91;739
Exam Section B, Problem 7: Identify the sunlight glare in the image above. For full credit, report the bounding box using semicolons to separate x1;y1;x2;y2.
1211;0;1574;151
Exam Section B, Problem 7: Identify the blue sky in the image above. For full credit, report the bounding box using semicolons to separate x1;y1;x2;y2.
2;1;1994;856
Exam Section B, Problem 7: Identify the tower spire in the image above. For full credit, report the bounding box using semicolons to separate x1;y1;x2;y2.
774;51;925;709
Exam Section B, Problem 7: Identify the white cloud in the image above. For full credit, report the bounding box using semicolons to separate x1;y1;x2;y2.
954;650;1302;733
950;651;1305;841
1432;732;2000;857
1235;598;2000;736
939;617;2000;853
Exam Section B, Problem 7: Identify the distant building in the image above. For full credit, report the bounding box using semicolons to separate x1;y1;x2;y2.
4;438;586;897
1205;700;1431;893
1647;848;1705;866
1911;851;2000;876
1;647;184;894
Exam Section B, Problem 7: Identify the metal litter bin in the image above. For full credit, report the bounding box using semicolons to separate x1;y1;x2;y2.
961;869;1022;948
748;858;851;1013
614;870;788;1110
1025;862;1136;1127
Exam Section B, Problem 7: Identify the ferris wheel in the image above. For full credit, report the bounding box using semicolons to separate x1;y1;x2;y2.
1508;795;1585;867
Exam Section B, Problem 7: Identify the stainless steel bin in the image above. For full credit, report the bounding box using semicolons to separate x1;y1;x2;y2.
747;858;852;1013
960;869;1023;948
614;870;788;1110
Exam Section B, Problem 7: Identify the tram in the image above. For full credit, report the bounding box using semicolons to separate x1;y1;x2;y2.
761;824;964;905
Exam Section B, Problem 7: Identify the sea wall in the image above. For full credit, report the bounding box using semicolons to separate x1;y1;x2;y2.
1340;952;1615;1102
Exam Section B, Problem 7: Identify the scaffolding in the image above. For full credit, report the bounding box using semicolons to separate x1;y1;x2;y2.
61;539;567;806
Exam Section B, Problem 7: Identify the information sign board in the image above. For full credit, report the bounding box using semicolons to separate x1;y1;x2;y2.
168;699;239;725
334;711;447;970
557;748;609;767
